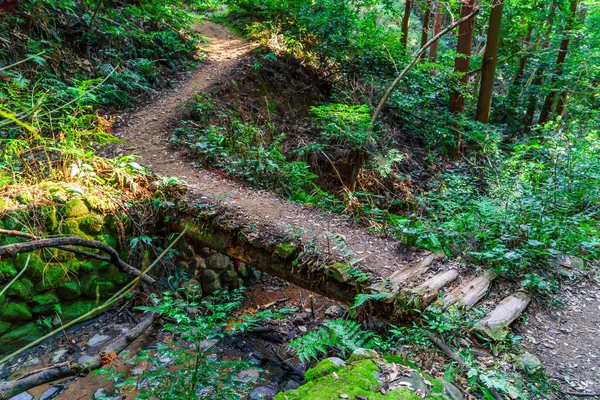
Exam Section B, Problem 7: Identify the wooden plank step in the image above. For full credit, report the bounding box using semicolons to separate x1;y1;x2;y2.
368;252;445;302
410;269;459;305
437;269;497;310
472;291;531;340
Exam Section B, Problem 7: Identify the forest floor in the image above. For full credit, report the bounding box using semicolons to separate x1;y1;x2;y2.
107;19;600;400
520;267;600;398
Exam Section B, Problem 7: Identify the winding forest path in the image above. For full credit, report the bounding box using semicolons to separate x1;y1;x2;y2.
115;19;600;399
115;20;520;338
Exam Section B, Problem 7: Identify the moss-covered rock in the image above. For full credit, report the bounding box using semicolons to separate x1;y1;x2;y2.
84;194;115;213
61;300;100;321
96;233;119;250
82;275;116;299
7;278;34;301
2;302;33;321
106;265;130;286
78;214;105;234
33;265;68;292
0;322;48;354
16;191;34;205
304;358;346;382
275;242;296;259
0;321;11;335
64;199;89;218
30;292;60;314
40;205;59;232
0;261;18;282
277;356;450;400
56;281;82;300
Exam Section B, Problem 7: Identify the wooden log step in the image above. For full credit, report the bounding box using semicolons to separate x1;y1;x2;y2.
437;269;497;310
410;269;459;305
472;291;531;340
368;252;445;302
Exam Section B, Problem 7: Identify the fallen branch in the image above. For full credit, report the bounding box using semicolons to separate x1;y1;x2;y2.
369;7;480;128
425;332;504;400
0;230;155;286
0;312;155;400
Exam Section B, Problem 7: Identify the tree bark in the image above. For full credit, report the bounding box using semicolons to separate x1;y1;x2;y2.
419;0;432;53
429;1;443;61
400;0;414;52
474;0;505;123
524;0;557;128
537;0;578;124
505;23;533;113
369;8;480;128
449;0;477;114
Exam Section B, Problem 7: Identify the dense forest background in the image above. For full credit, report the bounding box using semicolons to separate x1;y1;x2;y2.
1;0;599;399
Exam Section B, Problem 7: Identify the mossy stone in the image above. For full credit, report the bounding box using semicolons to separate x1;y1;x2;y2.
64;199;89;218
61;300;100;321
275;242;296;259
7;278;34;301
0;322;47;354
206;253;231;271
515;352;543;376
0;321;11;335
276;358;447;400
30;292;60;308
84;195;115;213
78;214;105;234
56;281;82;300
2;302;33;321
106;265;130;286
41;205;59;232
96;234;118;250
0;261;18;282
304;358;346;382
347;348;379;363
33;265;67;292
83;275;116;299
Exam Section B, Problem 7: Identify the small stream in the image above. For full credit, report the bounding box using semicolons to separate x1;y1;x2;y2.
2;276;344;400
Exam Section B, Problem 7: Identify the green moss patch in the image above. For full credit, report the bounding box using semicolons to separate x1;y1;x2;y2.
64;199;90;218
2;302;33;321
61;300;101;321
7;278;34;301
56;281;82;300
275;242;296;259
0;322;48;354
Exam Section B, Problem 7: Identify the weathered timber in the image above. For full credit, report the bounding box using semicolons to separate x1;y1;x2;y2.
473;291;531;340
368;252;445;302
438;269;497;309
410;268;459;305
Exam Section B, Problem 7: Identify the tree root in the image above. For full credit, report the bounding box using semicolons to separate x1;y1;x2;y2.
0;312;156;400
425;332;504;400
0;229;156;286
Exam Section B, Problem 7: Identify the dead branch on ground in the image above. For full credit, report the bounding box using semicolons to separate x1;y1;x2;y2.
0;312;155;400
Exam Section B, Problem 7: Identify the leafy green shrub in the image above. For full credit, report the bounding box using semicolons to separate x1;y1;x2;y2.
98;288;286;400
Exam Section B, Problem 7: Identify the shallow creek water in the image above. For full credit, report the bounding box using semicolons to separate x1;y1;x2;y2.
2;276;342;400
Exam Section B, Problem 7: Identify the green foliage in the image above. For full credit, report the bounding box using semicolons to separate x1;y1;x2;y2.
311;104;374;149
288;319;376;363
98;288;284;399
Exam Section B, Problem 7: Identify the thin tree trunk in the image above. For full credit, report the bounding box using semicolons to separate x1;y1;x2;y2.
449;0;477;114
401;0;414;52
429;2;443;61
524;0;556;128
369;8;480;128
506;23;533;111
420;0;432;54
537;0;578;124
475;0;505;123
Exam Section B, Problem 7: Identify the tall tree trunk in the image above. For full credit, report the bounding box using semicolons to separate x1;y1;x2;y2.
401;0;414;53
537;0;578;125
449;0;477;114
523;0;556;128
420;0;432;53
475;0;505;123
429;2;443;61
505;23;533;111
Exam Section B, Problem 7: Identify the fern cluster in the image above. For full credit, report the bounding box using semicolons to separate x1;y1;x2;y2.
289;319;376;363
